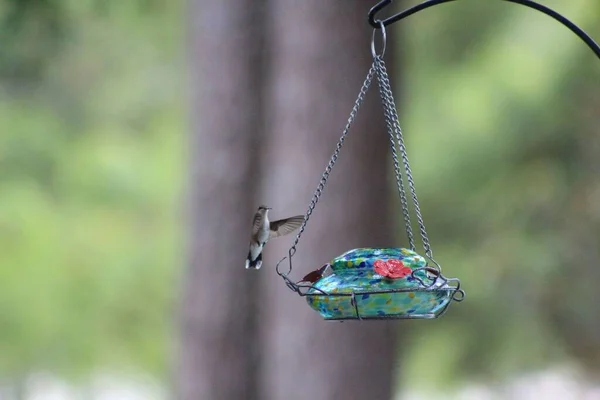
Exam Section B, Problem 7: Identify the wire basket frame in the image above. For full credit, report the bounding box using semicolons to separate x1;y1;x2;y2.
281;264;465;321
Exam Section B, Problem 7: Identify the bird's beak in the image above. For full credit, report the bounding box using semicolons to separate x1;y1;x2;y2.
266;207;272;210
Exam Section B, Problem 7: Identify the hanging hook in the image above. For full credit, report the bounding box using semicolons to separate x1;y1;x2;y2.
367;0;600;60
368;0;393;28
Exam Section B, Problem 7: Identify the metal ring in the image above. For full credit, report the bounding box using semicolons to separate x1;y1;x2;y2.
371;20;387;58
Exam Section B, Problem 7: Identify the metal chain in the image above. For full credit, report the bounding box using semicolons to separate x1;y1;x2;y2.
373;55;434;260
282;38;435;268
373;59;416;251
286;65;376;259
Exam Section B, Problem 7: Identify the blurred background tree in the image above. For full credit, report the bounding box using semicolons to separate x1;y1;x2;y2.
177;0;265;398
259;1;399;399
0;0;599;399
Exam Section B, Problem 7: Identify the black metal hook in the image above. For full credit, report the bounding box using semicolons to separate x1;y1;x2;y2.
368;0;393;28
368;0;600;60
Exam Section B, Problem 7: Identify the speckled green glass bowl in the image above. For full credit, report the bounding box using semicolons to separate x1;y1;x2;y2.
305;248;455;320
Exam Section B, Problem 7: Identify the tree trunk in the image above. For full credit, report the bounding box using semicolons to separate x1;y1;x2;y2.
177;0;267;399
260;2;400;399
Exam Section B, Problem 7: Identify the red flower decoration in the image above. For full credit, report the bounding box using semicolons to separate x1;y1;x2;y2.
373;259;412;279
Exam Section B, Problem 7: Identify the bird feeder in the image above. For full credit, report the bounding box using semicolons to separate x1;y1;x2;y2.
273;0;600;321
304;248;462;320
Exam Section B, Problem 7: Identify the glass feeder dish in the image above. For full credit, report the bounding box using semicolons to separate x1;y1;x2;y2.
304;248;463;320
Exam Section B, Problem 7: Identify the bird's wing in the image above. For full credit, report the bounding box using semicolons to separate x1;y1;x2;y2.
251;211;263;236
269;215;304;238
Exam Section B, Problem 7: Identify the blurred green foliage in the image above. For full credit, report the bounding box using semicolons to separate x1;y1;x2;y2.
0;0;184;383
0;0;598;394
399;0;600;388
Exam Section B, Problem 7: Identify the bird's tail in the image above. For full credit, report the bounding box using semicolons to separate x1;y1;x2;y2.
245;252;263;270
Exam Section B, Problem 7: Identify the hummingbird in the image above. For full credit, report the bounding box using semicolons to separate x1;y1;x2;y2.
245;206;304;270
